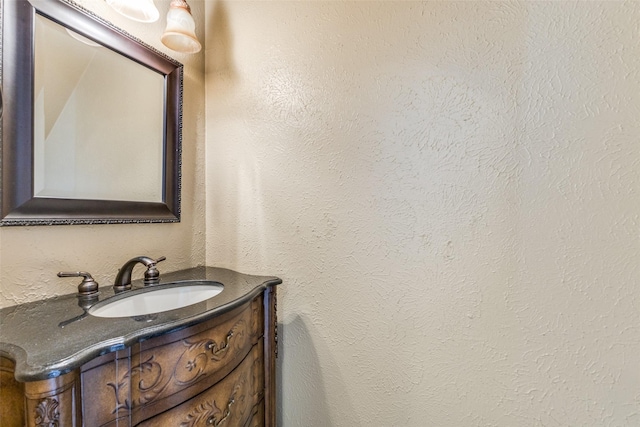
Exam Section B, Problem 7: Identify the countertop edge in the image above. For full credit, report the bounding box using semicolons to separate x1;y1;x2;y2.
1;267;282;382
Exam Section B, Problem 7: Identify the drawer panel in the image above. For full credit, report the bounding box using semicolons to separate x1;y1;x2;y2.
80;350;131;426
131;297;263;421
130;296;263;421
82;296;263;426
137;342;265;427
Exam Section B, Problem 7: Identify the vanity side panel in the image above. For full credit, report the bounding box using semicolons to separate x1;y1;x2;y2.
0;356;25;427
24;370;81;427
264;285;278;427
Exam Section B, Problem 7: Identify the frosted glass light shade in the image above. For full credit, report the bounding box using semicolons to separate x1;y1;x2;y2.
105;0;159;23
161;0;201;54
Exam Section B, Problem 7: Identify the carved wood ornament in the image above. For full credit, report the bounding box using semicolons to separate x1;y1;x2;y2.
179;378;246;427
107;318;249;412
34;397;60;427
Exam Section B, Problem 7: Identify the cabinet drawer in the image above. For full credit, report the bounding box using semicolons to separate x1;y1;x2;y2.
138;342;264;427
82;296;263;426
80;350;132;426
131;297;263;421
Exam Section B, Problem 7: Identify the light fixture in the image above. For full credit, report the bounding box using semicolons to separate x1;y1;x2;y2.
161;0;201;54
105;0;160;23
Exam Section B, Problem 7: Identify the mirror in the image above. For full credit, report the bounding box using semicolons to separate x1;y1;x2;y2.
34;15;165;203
1;0;182;225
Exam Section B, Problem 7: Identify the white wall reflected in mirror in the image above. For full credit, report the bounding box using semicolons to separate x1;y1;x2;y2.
33;14;165;203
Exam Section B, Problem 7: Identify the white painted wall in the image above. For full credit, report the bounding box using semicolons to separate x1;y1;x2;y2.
0;0;207;307
205;1;640;425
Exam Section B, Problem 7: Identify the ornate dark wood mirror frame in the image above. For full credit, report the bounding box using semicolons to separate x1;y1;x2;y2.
1;0;182;226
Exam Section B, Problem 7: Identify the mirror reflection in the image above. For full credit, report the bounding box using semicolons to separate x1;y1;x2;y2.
33;14;164;203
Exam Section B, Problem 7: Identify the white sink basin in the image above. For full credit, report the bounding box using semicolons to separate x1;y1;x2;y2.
88;281;224;318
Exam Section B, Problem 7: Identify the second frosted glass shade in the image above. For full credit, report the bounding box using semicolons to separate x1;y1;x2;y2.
106;0;159;23
161;0;201;54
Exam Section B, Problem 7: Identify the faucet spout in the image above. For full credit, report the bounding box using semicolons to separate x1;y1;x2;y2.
114;256;166;292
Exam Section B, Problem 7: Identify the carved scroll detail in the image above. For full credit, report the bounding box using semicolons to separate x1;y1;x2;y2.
175;319;247;386
107;319;248;410
179;376;248;427
107;355;165;412
34;397;60;427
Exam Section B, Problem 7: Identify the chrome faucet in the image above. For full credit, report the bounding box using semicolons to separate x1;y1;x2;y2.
114;256;166;292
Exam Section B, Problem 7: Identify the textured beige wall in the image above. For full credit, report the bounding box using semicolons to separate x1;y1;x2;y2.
205;1;640;425
0;0;207;307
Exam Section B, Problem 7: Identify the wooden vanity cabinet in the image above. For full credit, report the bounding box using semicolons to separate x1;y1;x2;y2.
0;357;25;425
0;286;278;427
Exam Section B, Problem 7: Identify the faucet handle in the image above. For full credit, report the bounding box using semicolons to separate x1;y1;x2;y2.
144;256;166;286
58;271;99;296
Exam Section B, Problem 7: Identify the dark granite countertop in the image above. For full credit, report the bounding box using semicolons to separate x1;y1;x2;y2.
0;266;281;382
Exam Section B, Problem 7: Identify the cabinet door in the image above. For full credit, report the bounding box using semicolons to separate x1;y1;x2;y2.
137;342;265;427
